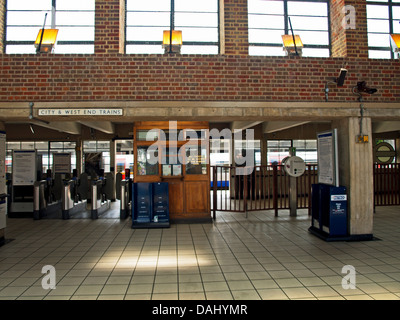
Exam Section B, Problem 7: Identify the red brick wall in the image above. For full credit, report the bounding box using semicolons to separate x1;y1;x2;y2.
0;0;399;104
95;0;121;54
1;54;399;102
223;0;249;56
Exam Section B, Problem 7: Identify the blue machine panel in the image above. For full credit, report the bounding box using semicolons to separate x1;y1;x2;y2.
328;186;347;236
152;182;169;223
132;182;152;224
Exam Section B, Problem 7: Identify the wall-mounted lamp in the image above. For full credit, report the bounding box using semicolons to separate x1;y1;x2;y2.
390;34;400;58
35;29;58;54
35;14;58;54
282;34;303;57
325;68;348;102
162;30;182;54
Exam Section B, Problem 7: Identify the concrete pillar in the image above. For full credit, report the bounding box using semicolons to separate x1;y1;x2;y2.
332;117;374;237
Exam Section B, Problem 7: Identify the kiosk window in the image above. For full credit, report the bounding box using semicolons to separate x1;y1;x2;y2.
137;146;159;176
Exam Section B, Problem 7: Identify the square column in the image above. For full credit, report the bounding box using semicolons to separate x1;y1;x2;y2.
332;117;374;237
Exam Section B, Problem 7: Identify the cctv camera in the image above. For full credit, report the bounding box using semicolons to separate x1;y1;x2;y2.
357;81;377;94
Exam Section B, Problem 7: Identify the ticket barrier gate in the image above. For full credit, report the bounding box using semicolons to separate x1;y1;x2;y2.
119;179;131;219
33;181;62;220
61;180;87;220
90;180;110;219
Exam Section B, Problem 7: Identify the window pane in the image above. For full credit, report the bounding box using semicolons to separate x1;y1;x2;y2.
393;7;400;19
181;45;218;54
248;15;285;29
7;0;51;10
56;0;95;10
127;12;170;27
302;48;330;58
179;27;218;42
175;0;218;12
367;19;389;33
249;46;285;56
175;13;218;27
127;45;164;54
369;50;391;59
7;11;50;26
287;2;327;17
368;33;391;47
248;0;284;15
249;29;284;44
290;16;329;31
127;0;170;12
366;5;389;19
56;12;95;26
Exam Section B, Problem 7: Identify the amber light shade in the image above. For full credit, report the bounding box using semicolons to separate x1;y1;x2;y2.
281;34;303;56
162;30;182;53
35;29;59;53
390;34;400;51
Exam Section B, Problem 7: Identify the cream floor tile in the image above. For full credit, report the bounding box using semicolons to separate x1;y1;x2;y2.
125;293;152;300
257;288;288;300
74;285;104;295
307;286;340;298
205;291;233;300
126;283;153;294
179;282;204;293
101;284;128;295
179;292;206;300
203;281;229;292
151;293;178;300
283;287;314;299
275;278;303;288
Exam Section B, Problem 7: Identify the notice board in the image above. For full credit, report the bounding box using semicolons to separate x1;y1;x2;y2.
317;129;339;187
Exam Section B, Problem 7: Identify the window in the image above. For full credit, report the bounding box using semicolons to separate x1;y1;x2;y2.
293;140;317;164
6;141;76;175
248;0;330;57
367;0;400;59
125;0;219;54
83;141;110;175
5;0;95;54
267;140;291;165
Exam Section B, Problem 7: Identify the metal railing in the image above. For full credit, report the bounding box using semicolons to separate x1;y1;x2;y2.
211;164;318;218
374;163;400;207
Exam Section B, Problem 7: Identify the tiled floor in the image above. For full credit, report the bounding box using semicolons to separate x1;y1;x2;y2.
1;205;400;300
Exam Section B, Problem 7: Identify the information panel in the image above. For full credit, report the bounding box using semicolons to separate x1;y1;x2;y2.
317;129;339;187
12;150;37;186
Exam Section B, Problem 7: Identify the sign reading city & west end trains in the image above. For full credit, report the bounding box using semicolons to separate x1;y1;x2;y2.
38;108;123;116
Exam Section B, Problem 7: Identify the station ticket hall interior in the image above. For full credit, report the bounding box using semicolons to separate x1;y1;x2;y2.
0;0;400;303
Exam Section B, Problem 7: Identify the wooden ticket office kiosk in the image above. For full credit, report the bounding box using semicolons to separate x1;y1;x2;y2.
133;121;211;223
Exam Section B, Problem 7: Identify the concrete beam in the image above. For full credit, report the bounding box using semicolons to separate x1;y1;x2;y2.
79;121;115;134
31;121;81;135
263;121;310;133
230;121;263;131
372;121;400;133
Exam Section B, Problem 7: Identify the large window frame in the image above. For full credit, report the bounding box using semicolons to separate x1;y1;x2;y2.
125;0;220;54
248;0;331;57
367;0;400;59
5;0;95;54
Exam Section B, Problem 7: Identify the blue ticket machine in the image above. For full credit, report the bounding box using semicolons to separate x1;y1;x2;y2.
310;184;348;239
328;187;347;236
152;182;169;224
132;182;152;224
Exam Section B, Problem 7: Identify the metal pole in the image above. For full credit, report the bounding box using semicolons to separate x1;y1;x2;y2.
36;13;48;54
